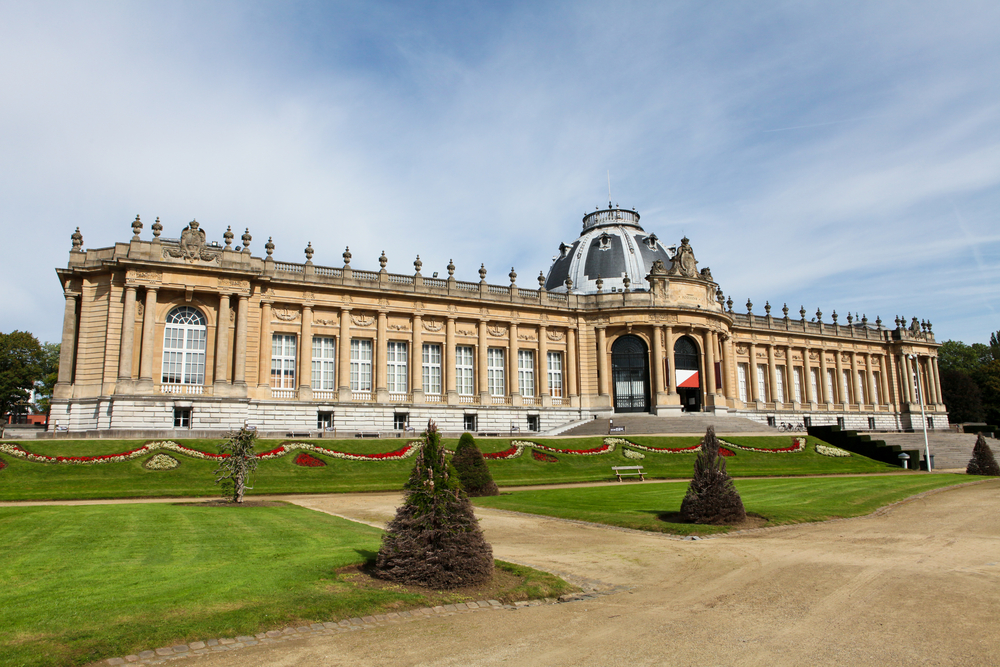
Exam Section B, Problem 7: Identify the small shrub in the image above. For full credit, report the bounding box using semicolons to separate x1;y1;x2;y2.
375;421;494;588
451;432;499;497
680;426;746;525
967;433;1000;476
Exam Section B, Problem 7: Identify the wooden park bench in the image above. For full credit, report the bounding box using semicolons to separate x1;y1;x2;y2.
354;432;381;438
612;465;645;482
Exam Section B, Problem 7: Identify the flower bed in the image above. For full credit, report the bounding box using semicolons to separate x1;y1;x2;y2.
815;444;851;457
0;456;6;470
622;448;645;460
718;447;735;457
606;438;701;454
144;454;179;470
482;443;524;460
720;437;806;454
0;440;423;465
294;452;326;467
531;449;558;463
519;440;616;456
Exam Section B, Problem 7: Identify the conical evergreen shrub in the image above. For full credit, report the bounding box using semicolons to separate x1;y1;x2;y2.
375;421;494;588
966;433;1000;476
451;432;499;497
680;426;747;524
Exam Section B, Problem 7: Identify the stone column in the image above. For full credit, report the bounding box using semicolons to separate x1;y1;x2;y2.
665;326;677;396
213;293;230;390
538;324;550;405
865;353;875;407
767;345;778;403
55;289;78;392
298;305;312;400
720;334;733;400
849;352;861;405
651;325;665;399
748;342;759;403
338;308;352;400
932;357;944;405
922;357;936;406
834;351;845;404
411;314;424;403
785;345;795;403
879;355;891;407
596;327;609;398
137;287;158;390
508;322;520;403
117;285;137;390
233;295;248;388
257;301;271;389
803;347;814;404
445;317;457;405
902;354;914;404
478;320;489;402
818;349;829;404
703;329;716;401
566;327;578;399
375;311;388;401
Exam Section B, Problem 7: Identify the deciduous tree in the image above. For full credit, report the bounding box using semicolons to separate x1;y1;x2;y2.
0;331;44;422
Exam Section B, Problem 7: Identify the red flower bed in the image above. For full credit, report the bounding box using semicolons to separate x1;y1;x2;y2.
484;445;520;460
294;452;326;467
0;457;6;470
719;447;735;457
532;449;558;463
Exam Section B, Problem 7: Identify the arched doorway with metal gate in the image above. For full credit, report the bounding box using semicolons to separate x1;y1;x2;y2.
611;334;650;413
674;335;702;412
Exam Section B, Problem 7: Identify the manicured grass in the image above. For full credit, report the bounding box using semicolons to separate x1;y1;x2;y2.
0;435;896;501
473;474;984;536
0;503;570;667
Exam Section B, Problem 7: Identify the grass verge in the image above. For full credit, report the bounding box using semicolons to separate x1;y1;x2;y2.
0;502;571;667
473;474;986;536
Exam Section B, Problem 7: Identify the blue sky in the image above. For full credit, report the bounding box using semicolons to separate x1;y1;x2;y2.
2;1;998;345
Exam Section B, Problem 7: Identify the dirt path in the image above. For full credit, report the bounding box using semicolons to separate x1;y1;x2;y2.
160;480;1000;667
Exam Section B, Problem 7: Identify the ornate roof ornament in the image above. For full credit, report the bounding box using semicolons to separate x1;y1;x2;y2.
764;301;771;315
595;274;603;292
565;277;573;292
537;270;545;288
241;228;252;253
223;226;233;248
746;299;753;313
831;310;838;324
816;308;823;322
846;312;854;325
509;267;517;285
447;259;455;277
622;275;631;291
379;251;388;270
414;255;422;274
727;296;734;313
717;287;725;303
782;303;789;318
163;220;220;263
304;242;314;263
667;237;698;278
71;227;83;251
265;237;274;257
152;217;162;238
343;246;352;267
479;264;487;282
800;305;806;320
131;215;142;240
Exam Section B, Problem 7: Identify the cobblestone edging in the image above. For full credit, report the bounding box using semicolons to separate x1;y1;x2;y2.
96;587;629;666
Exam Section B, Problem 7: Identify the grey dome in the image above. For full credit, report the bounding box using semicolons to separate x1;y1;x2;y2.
544;204;675;293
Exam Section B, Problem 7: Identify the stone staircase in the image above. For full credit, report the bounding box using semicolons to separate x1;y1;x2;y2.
560;414;779;437
877;432;993;470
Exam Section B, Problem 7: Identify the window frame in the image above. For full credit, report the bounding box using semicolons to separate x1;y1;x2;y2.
422;343;442;395
517;349;535;398
386;341;408;393
350;339;373;392
487;348;506;397
311;337;336;391
270;333;297;389
161;306;207;386
456;345;474;396
547;351;563;398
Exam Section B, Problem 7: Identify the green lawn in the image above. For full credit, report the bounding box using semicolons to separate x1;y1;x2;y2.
0;502;570;667
0;435;896;501
473;474;986;536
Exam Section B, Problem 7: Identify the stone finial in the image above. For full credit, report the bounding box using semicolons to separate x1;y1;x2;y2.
927;320;933;332
846;312;853;325
223;226;233;247
596;274;604;292
816;308;822;322
764;301;771;315
782;303;789;318
623;275;631;291
152;217;162;238
131;214;142;240
565;277;573;292
861;314;868;326
479;264;487;281
800;305;807;319
343;246;352;267
726;296;734;313
832;310;838;324
894;315;902;328
379;251;388;270
447;259;455;277
241;228;252;253
537;270;545;288
716;287;724;303
746;299;753;313
71;227;83;251
876;315;882;328
414;255;422;273
509;267;517;285
265;237;274;257
304;242;314;263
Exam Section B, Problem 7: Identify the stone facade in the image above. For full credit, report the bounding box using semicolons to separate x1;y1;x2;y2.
50;210;947;436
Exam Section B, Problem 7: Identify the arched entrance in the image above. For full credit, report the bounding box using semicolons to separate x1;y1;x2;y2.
674;336;702;412
611;335;650;413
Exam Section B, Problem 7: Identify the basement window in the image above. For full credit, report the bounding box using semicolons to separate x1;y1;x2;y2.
173;408;191;428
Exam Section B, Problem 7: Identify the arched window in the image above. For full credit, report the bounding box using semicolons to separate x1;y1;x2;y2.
161;306;207;385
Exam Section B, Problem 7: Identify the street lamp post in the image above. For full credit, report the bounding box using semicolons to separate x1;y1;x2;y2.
908;354;932;472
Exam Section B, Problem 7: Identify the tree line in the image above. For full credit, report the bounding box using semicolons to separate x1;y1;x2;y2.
938;331;1000;426
0;331;59;422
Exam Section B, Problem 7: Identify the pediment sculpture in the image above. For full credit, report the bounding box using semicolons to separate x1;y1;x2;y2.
667;237;698;278
163;220;221;264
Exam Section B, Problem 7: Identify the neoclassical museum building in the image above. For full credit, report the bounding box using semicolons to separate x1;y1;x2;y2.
50;205;948;435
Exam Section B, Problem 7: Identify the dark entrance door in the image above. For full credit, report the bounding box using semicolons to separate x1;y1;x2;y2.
611;335;650;413
674;335;702;412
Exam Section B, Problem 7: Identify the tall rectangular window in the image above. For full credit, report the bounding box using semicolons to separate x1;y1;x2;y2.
350;339;373;391
793;367;803;403
756;364;768;402
487;348;505;396
518;350;535;397
826;368;836;403
311;337;336;391
810;368;820;403
776;366;786;403
857;370;867;404
456;346;474;395
271;334;296;389
387;342;407;393
872;372;881;405
842;369;853;404
737;363;748;402
422;343;442;395
547;352;563;398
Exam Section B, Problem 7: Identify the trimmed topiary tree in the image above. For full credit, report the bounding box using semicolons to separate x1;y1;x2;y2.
375;421;494;588
451;432;499;497
680;426;747;524
967;433;1000;476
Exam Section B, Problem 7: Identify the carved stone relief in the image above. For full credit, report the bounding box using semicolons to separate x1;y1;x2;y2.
546;330;565;342
457;327;476;336
218;278;251;293
273;307;299;322
126;270;162;284
352;312;376;327
488;324;507;337
423;318;444;332
387;323;410;332
517;333;536;342
162;221;221;264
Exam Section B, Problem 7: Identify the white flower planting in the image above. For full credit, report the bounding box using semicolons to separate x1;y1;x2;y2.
815;444;851;457
622;448;645;460
718;437;806;454
144;453;179;470
605;438;700;454
517;440;616;455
